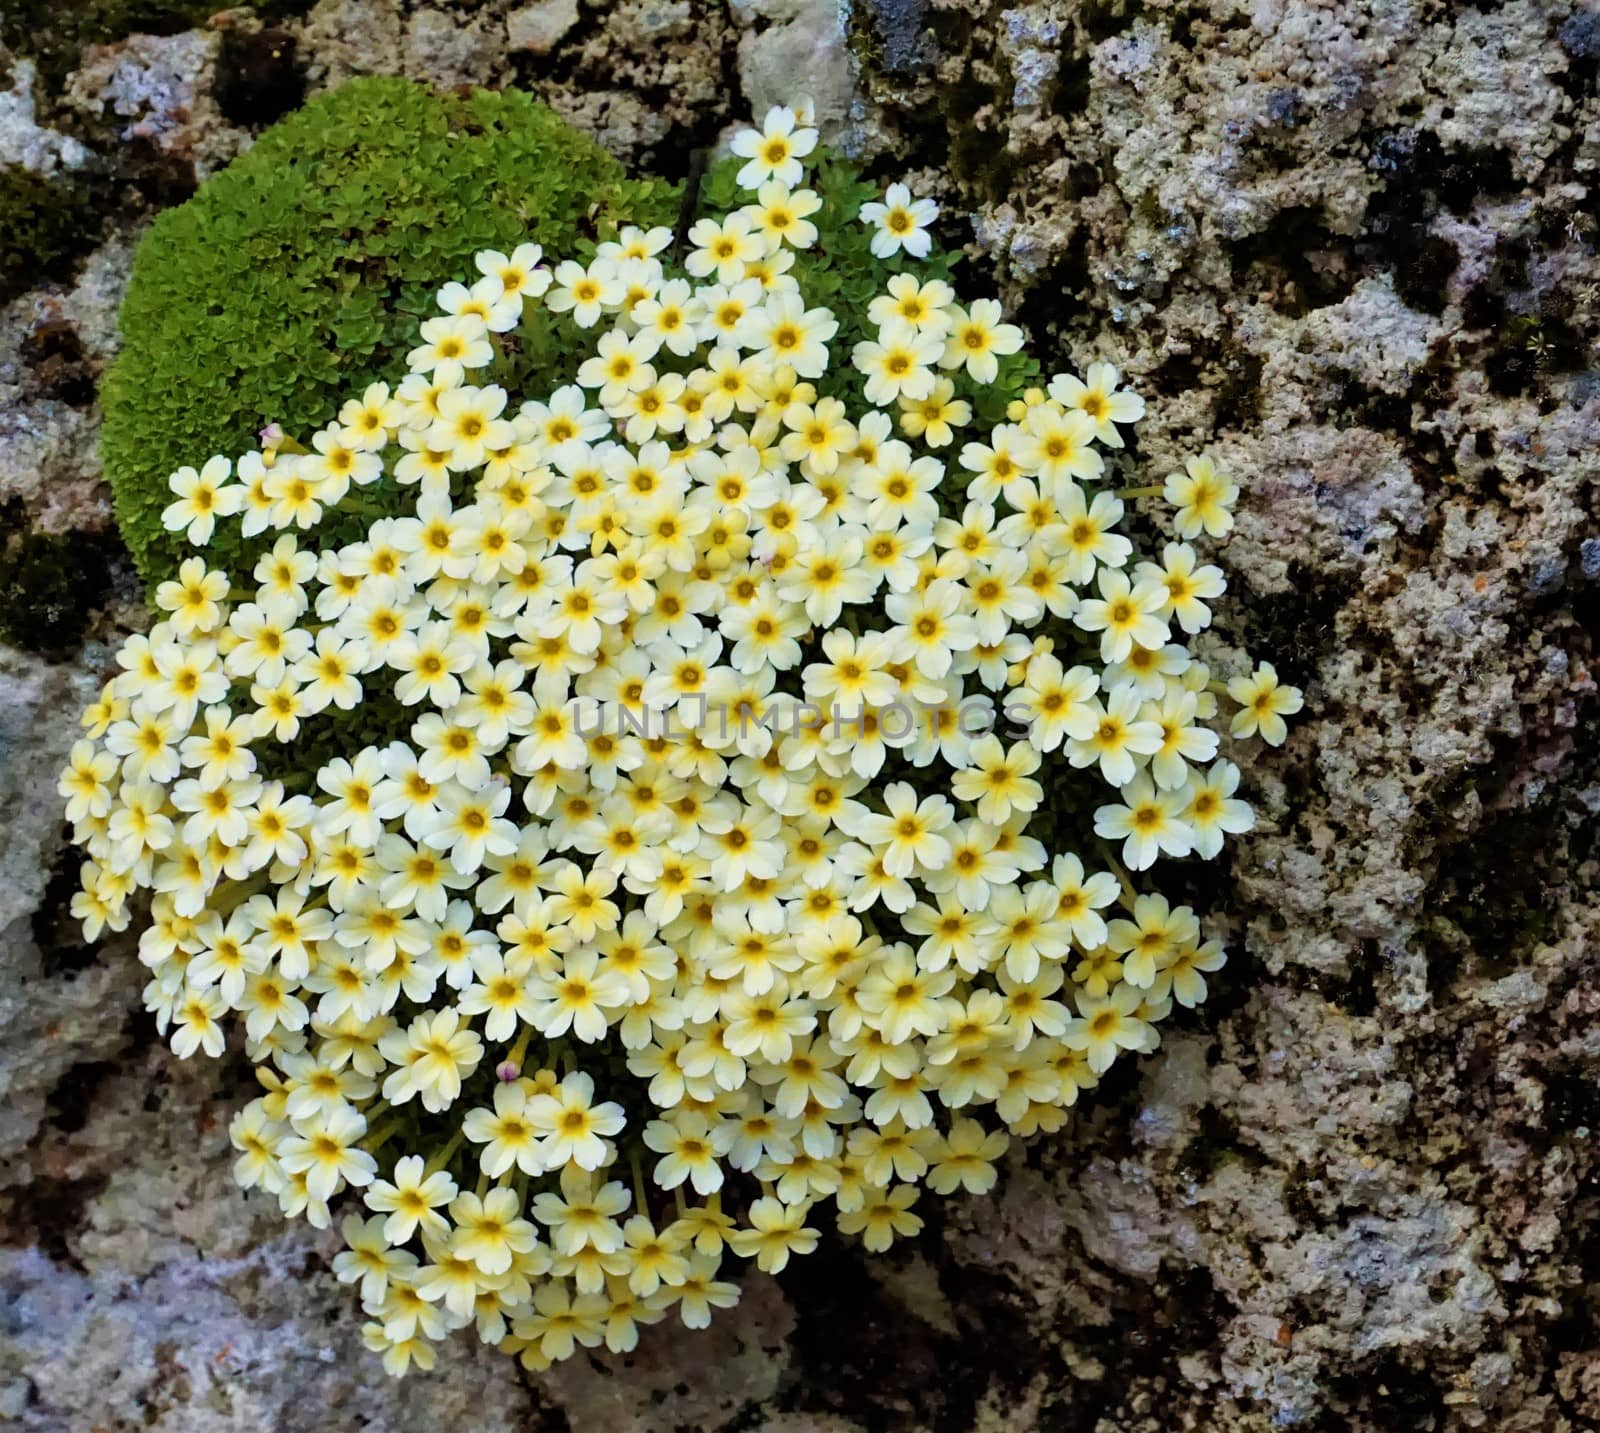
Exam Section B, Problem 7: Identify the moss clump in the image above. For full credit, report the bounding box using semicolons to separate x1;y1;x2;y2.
101;77;678;588
0;163;101;302
2;0;313;92
0;503;116;652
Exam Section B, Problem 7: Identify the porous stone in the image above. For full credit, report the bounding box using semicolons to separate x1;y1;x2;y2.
63;32;245;177
0;646;129;1164
733;0;868;154
0;60;92;173
507;0;580;55
401;7;505;89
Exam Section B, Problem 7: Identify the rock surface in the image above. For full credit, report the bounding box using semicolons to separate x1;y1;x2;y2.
2;1;1599;1429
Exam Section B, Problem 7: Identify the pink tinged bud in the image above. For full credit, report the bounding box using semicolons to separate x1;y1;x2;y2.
260;422;285;448
496;1061;521;1083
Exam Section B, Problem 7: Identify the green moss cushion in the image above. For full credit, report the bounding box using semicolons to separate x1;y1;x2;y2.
0;163;102;302
101;77;677;587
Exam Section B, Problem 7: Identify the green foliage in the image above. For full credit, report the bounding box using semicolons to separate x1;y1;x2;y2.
101;78;679;589
0;163;101;302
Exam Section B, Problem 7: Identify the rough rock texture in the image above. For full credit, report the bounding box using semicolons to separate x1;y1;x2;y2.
3;1;1600;1429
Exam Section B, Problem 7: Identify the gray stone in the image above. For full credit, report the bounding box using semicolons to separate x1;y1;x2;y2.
0;60;92;173
507;0;581;55
734;0;868;155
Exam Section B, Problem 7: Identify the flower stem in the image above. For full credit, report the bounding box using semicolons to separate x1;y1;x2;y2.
425;1128;465;1177
1095;839;1141;909
508;1028;532;1072
630;1150;649;1217
362;1118;404;1153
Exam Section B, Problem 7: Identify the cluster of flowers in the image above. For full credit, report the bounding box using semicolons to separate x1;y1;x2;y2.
60;104;1301;1375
